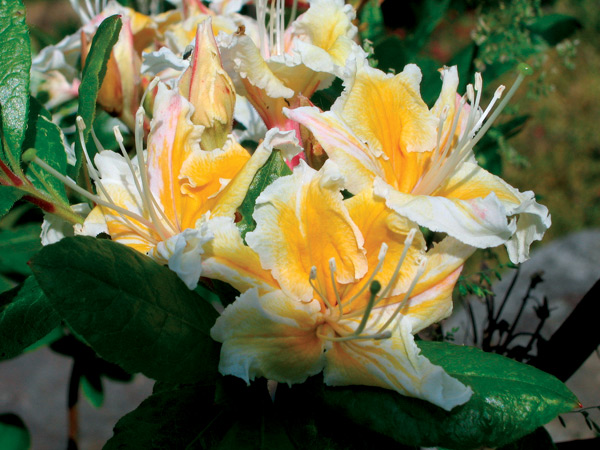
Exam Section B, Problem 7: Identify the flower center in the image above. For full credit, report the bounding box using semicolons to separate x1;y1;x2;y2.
310;228;426;342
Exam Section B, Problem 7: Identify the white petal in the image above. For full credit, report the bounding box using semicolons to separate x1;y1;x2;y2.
149;222;214;290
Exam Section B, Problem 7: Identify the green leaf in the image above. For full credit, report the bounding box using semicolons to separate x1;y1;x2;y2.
359;0;385;43
0;186;23;220
527;14;581;46
73;15;122;178
236;151;291;240
0;0;30;166
23;97;68;202
306;341;578;449
0;223;42;275
0;414;30;450
0;277;60;360
30;236;221;383
405;0;451;55
0;274;16;293
104;383;218;449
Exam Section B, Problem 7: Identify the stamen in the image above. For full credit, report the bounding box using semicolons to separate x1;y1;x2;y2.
113;126;178;236
141;77;160;107
343;242;388;309
257;0;269;59
290;0;299;26
373;228;417;303
133;107;170;240
309;265;336;312
29;154;157;232
471;85;505;137
328;258;343;318
377;257;427;334
352;280;381;337
269;0;276;56
466;83;474;104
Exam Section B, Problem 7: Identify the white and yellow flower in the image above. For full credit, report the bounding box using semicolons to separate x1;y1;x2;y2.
204;160;475;410
286;63;551;263
218;0;363;135
37;19;300;289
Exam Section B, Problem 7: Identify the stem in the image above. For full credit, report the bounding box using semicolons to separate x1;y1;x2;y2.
67;361;81;450
495;266;520;321
1;133;26;179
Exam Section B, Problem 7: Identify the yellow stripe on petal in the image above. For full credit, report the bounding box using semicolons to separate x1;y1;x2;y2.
246;160;367;303
336;64;438;192
146;84;205;231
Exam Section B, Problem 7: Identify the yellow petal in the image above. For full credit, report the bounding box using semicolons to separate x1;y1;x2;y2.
179;138;251;220
211;288;326;384
246;160;367;303
335;64;438;192
202;217;278;294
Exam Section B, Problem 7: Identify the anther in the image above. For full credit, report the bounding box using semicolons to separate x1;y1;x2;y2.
378;242;388;261
475;72;482;92
466;84;474;103
329;257;337;273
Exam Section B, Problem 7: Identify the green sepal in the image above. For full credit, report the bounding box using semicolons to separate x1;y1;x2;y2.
30;236;221;384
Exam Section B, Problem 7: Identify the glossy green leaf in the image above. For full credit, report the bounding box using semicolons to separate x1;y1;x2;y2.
527;14;581;46
0;223;42;275
306;341;578;449
0;414;30;450
0;277;60;361
30;236;221;383
104;383;218;449
0;0;30;167
23;97;68;202
0;186;23;219
73;15;122;178
236;151;291;240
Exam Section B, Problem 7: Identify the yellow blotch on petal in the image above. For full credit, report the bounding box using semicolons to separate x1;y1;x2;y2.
338;65;437;193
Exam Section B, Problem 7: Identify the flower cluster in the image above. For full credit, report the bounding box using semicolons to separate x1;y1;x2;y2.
34;0;550;412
